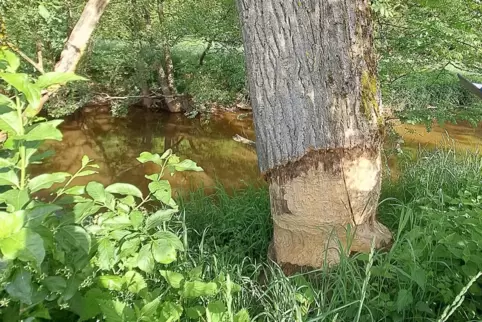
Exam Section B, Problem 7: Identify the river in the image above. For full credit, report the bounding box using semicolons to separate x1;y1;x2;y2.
30;105;482;198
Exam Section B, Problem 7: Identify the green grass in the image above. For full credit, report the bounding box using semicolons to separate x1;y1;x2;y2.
179;146;482;321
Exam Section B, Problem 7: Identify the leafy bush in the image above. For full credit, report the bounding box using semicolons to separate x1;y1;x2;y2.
0;50;249;321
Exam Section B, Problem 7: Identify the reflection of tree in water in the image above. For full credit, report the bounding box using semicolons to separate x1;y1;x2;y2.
33;106;261;197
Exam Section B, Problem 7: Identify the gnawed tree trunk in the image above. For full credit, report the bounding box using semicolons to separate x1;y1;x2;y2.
33;0;110;115
236;0;392;269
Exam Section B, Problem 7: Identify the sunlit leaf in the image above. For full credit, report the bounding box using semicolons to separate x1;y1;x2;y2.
159;301;183;321
234;309;250;322
35;72;87;89
152;239;177;264
55;225;91;254
148;180;171;204
160;270;184;289
64;185;86;195
137;243;154;273
97;275;124;291
0;210;25;239
140;298;160;318
145;209;178;230
0;189;29;210
38;4;50;20
124;270;147;294
28;172;70;193
0;111;22;135
153;231;184;251
182;280;218;298
97;238;116;270
0;169;19;187
0;50;20;72
207;301;227;322
19;120;63;141
137;152;163;165
86;181;106;203
0;73;41;108
105;183;143;198
174;159;203;172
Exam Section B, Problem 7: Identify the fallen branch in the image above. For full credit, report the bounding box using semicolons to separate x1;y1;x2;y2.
233;134;255;147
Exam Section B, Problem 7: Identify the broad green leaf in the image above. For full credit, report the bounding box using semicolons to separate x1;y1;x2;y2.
160;149;172;159
186;306;205;319
55;225;91;254
35;72;87;89
42;276;67;293
38;4;50;20
137;152;163;165
129;210;144;230
16;229;45;266
0;73;41;108
0;189;29;210
206;301;227;322
86;181;106;202
5;268;32;305
62;277;82;301
97;275;124;291
145;173;158;181
120;237;141;258
0;50;20;72
160;270;184;289
234;309;250;322
174;159;203;172
159;301;183;322
97;238;115;270
396;289;414;312
0;94;15;109
0;210;25;239
105;183;143;198
152;239;177;264
148;180;171;204
81;155;90;167
0;111;22;135
73;200;101;223
98;299;126;322
153;231;184;251
145;209;178;230
137;243;155;273
28;172;70;193
140;298;160;318
102;215;131;230
182;281;218;298
0;169;19;187
20;120;63;141
0;157;14;167
79;288;108;321
124;270;147;294
64;185;86;195
29;149;55;164
411;267;427;291
0;228;27;259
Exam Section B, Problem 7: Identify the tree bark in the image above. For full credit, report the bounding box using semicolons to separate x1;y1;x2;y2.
32;0;110;115
236;0;392;268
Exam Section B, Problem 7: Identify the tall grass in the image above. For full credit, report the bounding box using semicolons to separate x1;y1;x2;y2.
180;145;482;321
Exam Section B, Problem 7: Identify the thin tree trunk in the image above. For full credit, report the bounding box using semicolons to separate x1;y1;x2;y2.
156;0;182;113
236;0;392;269
32;0;110;115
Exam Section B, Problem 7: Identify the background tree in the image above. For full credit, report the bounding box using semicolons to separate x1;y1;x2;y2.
236;0;392;268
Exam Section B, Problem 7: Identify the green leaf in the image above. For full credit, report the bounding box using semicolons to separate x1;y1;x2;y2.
130;210;144;230
0;50;20;72
102;215;131;230
411;267;427;291
153;231;184;251
42;276;67;293
145;209;178;230
124;270;147;294
38;4;50;20
76;170;98;177
5;268;32;305
137;152;163;165
97;275;124;291
73;200;100;223
206;301;227;322
105;183;143;198
174;159;203;172
160;270;184;289
160;149;172;159
97;238;116;270
396;289;414;312
0;73;41;108
120;237;141;258
186;306;206;319
0;111;22;135
98;299;126;322
0;189;29;210
79;288;107;321
21;120;63;141
152;239;177;264
64;185;86;195
148;180;171;204
35;72;87;89
81;155;90;167
55;225;91;254
28;172;70;193
16;229;45;266
86;181;106;202
137;243;155;273
234;309;250;322
0;169;20;187
62;277;82;301
182;281;218;298
159;301;183;321
140;298;160;318
0;210;25;239
0;228;27;259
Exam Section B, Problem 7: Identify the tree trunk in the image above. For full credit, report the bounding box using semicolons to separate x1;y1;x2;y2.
32;0;110;115
156;0;183;113
236;0;392;269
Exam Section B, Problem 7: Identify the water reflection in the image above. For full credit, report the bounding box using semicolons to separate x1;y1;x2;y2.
31;105;261;199
31;105;482;200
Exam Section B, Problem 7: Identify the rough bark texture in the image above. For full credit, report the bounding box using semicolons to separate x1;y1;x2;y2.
236;0;391;268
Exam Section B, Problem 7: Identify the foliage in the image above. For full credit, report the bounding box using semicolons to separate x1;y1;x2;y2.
0;51;248;321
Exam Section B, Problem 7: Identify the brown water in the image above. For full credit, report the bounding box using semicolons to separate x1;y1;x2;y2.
32;106;482;198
